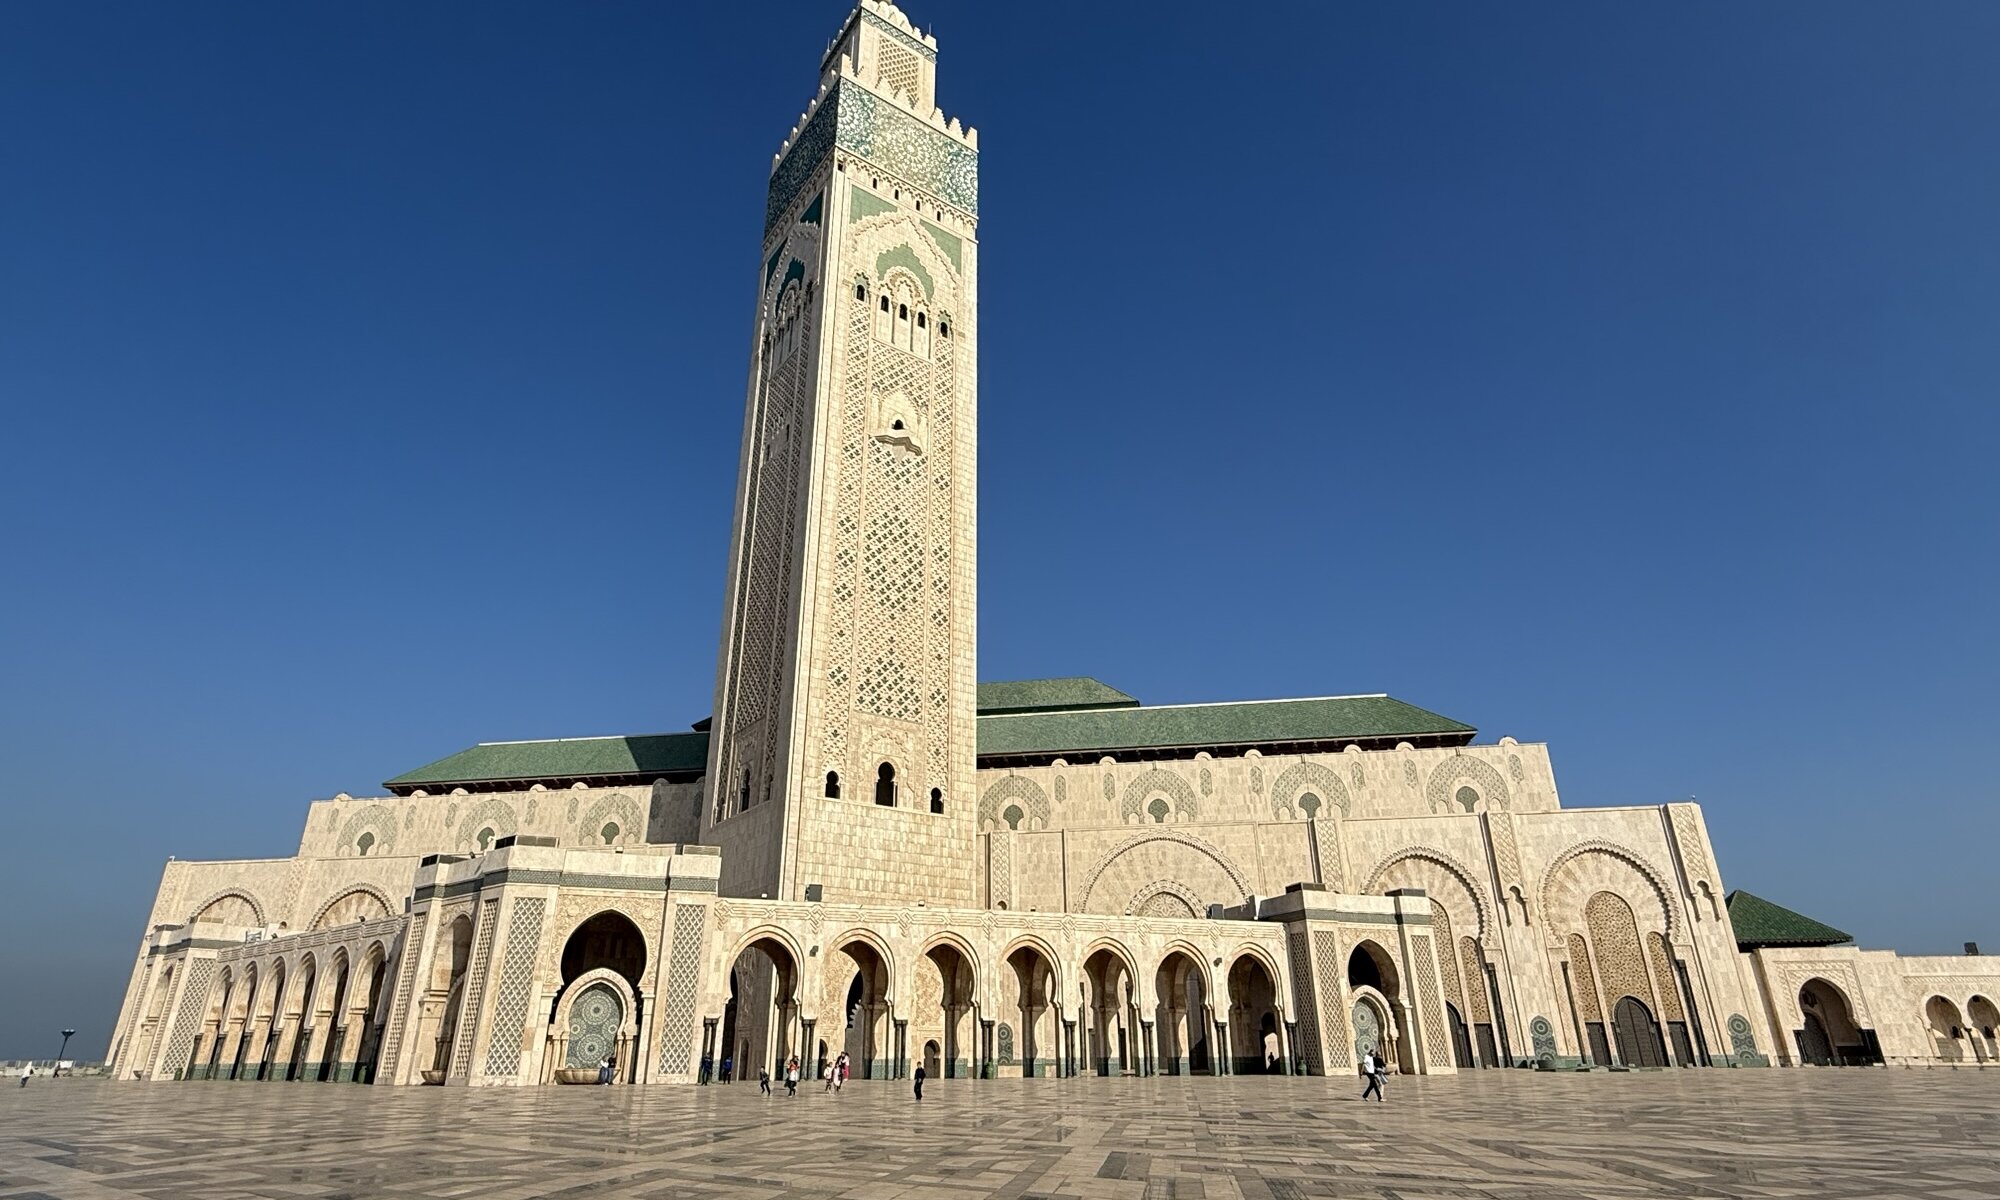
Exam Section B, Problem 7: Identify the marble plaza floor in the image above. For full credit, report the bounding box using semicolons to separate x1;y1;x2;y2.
2;1070;1997;1200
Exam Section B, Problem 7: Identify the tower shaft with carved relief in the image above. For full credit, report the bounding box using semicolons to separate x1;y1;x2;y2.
704;2;979;907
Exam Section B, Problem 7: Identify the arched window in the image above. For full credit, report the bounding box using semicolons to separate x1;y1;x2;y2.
356;832;374;857
875;762;896;807
1299;792;1321;818
601;822;620;845
854;282;866;300
1002;804;1023;830
1147;797;1170;824
740;769;751;812
929;787;944;815
1455;786;1479;812
880;295;890;312
825;771;841;799
476;827;495;851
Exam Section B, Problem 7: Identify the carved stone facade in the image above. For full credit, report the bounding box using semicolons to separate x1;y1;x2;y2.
103;1;1998;1090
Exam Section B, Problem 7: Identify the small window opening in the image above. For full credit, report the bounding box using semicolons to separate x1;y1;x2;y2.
929;787;944;814
1147;797;1170;824
916;312;926;328
356;832;374;857
855;283;866;300
898;303;908;319
939;322;950;337
1002;804;1023;830
740;768;751;811
875;762;896;807
1299;792;1321;818
1455;785;1479;812
477;827;495;851
601;822;620;845
825;771;841;799
881;295;890;312
891;418;905;431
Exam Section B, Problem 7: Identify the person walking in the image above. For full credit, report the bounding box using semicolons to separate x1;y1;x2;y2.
758;1066;771;1095
784;1056;800;1096
699;1052;713;1084
720;1054;733;1084
834;1052;849;1092
913;1062;926;1101
1360;1050;1385;1102
822;1058;836;1092
17;1064;30;1088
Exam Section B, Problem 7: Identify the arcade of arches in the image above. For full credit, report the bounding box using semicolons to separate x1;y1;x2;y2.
105;0;2000;1092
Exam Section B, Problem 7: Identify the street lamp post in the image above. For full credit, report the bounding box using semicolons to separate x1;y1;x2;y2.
55;1029;76;1077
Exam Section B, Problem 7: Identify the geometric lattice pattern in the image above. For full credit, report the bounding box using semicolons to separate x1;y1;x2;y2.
162;958;215;1081
1312;929;1352;1071
449;899;499;1079
656;904;708;1073
1410;934;1447;1067
376;911;427;1083
1283;928;1320;1075
1586;891;1653;1013
482;897;546;1078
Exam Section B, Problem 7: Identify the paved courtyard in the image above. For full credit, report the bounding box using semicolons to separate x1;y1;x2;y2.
2;1071;1997;1199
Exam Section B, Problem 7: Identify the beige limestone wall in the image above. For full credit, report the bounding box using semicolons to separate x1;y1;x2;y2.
973;740;1558;837
296;781;702;861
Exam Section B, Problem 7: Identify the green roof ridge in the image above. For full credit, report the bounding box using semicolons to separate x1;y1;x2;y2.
385;690;1477;789
1726;889;1853;950
975;677;1139;715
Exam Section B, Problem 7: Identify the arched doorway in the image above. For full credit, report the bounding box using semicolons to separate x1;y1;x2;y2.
195;969;235;1080
1969;996;1999;1063
1225;954;1280;1074
1351;995;1391;1069
826;937;892;1080
1445;1001;1475;1069
285;957;316;1081
923;1038;942;1078
1083;946;1137;1077
1004;944;1059;1077
320;956;352;1081
1927;996;1968;1062
1347;941;1408;1073
422;914;475;1079
555;911;647;1082
1154;951;1211;1075
921;939;976;1078
561;912;647;987
1611;996;1667;1068
1798;978;1875;1065
350;949;390;1083
726;935;801;1084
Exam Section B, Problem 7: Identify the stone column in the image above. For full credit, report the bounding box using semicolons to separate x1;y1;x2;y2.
267;1017;302;1082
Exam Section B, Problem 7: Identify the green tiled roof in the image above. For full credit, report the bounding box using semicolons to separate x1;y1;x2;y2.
975;677;1139;715
1726;890;1853;951
385;732;710;792
975;694;1474;761
386;691;1476;790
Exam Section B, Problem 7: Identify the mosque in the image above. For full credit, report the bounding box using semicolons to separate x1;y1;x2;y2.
108;1;1999;1087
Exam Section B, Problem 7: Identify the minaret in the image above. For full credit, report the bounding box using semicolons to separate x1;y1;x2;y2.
704;1;979;907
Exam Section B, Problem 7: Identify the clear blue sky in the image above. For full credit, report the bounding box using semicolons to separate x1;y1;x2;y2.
1;1;1995;1060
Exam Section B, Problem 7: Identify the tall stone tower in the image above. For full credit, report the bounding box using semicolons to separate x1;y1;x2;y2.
704;1;979;907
